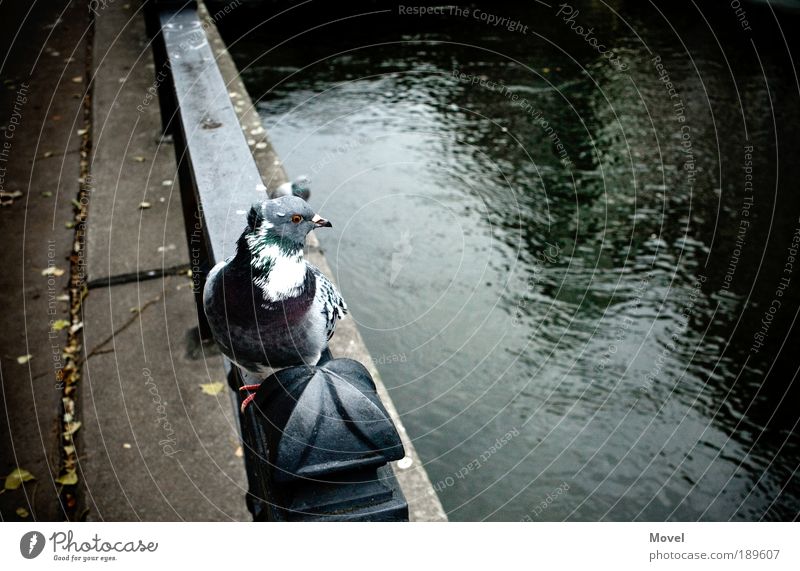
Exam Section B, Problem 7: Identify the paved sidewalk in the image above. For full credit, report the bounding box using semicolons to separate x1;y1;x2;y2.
0;0;88;521
79;3;247;520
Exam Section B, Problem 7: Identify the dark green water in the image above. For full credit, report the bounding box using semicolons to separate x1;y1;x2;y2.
217;0;800;521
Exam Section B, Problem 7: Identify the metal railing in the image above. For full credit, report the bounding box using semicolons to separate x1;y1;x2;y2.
148;0;408;521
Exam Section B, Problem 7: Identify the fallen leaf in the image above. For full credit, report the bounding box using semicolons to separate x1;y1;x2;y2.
70;76;82;83
69;322;83;334
234;446;243;458
3;468;35;490
51;319;70;332
43;151;54;158
64;421;81;436
132;155;146;162
76;128;88;136
65;221;75;229
138;202;151;209
16;355;32;365
63;445;75;455
200;382;225;396
122;443;131;449
161;180;171;186
56;470;78;485
15;507;29;518
41;266;65;277
41;191;53;197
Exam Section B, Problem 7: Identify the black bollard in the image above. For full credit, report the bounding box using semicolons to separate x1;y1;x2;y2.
238;359;408;521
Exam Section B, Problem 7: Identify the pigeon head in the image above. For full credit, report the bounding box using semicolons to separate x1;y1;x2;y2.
245;196;331;256
291;175;311;200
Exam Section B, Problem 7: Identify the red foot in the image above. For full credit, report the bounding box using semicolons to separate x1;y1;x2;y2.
240;391;258;413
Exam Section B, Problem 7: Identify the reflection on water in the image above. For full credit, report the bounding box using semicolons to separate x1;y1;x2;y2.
217;0;800;520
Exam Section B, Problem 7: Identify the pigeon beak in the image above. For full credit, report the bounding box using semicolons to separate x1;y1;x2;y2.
312;214;332;228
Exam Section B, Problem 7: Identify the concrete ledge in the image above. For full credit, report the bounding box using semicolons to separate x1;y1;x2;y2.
201;1;448;522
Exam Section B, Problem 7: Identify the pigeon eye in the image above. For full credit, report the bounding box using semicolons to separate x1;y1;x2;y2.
291;214;303;224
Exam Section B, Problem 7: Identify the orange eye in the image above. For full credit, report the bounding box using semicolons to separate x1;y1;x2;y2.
291;214;302;224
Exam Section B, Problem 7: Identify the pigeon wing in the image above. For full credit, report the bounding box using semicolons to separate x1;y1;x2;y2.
310;265;348;340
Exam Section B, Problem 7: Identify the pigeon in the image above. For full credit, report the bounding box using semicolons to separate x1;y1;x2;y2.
202;195;347;411
271;175;311;201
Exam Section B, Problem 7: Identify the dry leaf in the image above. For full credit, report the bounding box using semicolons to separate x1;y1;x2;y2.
15;507;29;518
42;191;53;197
70;76;82;83
133;156;146;162
200;382;225;396
4;468;35;490
138;202;151;209
51;319;70;332
76;128;88;136
122;443;131;449
16;355;32;365
234;446;243;458
41;266;65;277
64;421;81;436
56;470;78;485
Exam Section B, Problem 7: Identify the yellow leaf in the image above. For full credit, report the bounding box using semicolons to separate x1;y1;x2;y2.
200;382;225;396
4;468;35;490
16;354;32;365
51;319;70;332
56;470;78;485
64;421;81;436
16;507;29;518
138;202;152;209
41;266;65;277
